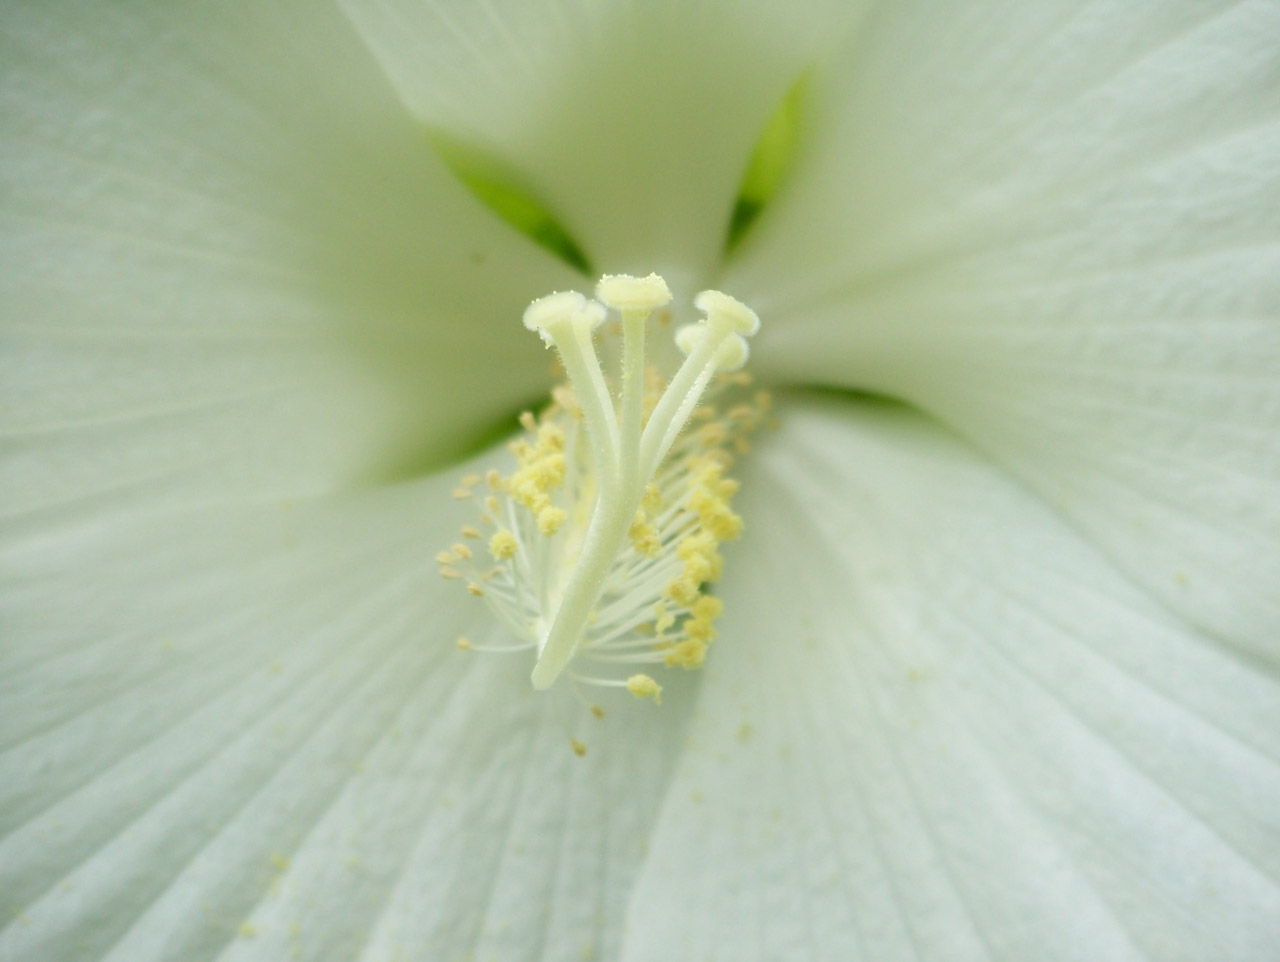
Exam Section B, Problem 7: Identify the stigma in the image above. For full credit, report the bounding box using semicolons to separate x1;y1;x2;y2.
440;273;766;702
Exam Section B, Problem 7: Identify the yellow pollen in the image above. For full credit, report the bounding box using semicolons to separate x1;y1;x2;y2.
570;738;588;757
443;274;766;704
626;674;663;704
654;603;676;634
455;636;473;651
664;639;707;670
692;595;724;621
537;506;567;535
628;510;661;558
685;618;717;643
641;483;662;512
489;529;518;560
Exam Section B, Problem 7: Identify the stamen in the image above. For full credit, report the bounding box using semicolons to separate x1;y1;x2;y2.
443;274;763;704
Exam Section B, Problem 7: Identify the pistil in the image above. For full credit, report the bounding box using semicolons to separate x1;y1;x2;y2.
441;273;765;700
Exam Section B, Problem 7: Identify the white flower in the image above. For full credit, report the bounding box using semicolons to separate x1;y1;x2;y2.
3;2;1279;961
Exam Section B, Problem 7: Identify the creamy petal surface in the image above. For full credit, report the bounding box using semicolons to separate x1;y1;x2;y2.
338;0;861;282
625;400;1280;962
3;1;1278;960
734;0;1280;657
0;464;696;962
0;0;580;522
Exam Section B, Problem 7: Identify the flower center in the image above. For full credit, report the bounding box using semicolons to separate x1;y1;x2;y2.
440;273;766;705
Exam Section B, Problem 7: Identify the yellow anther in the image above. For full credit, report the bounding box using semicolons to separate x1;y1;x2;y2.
692;595;724;621
682;553;713;584
654;603;676;634
629;511;661;558
451;487;472;500
538;422;565;450
519;410;537;432
461;525;482;539
626;674;663;704
439;567;462;580
489;529;518;560
486;469;502;490
485;495;501;515
667;576;701;607
451;543;472;560
537;506;567;535
664;639;707;670
467;583;485;597
455;636;473;651
641;483;662;513
460;474;481;487
435;550;456;566
685;618;717;643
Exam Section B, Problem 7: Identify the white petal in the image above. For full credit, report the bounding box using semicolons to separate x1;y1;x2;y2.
1;1;581;524
338;0;860;282
730;1;1280;655
0;456;693;962
622;399;1280;962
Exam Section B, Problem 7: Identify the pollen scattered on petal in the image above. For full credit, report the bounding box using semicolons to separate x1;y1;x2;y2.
455;636;473;651
571;738;588;757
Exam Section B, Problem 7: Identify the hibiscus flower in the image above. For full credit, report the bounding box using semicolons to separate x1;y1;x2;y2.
3;2;1278;961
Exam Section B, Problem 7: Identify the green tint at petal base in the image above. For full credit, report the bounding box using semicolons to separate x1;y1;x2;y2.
427;130;593;275
726;70;810;254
